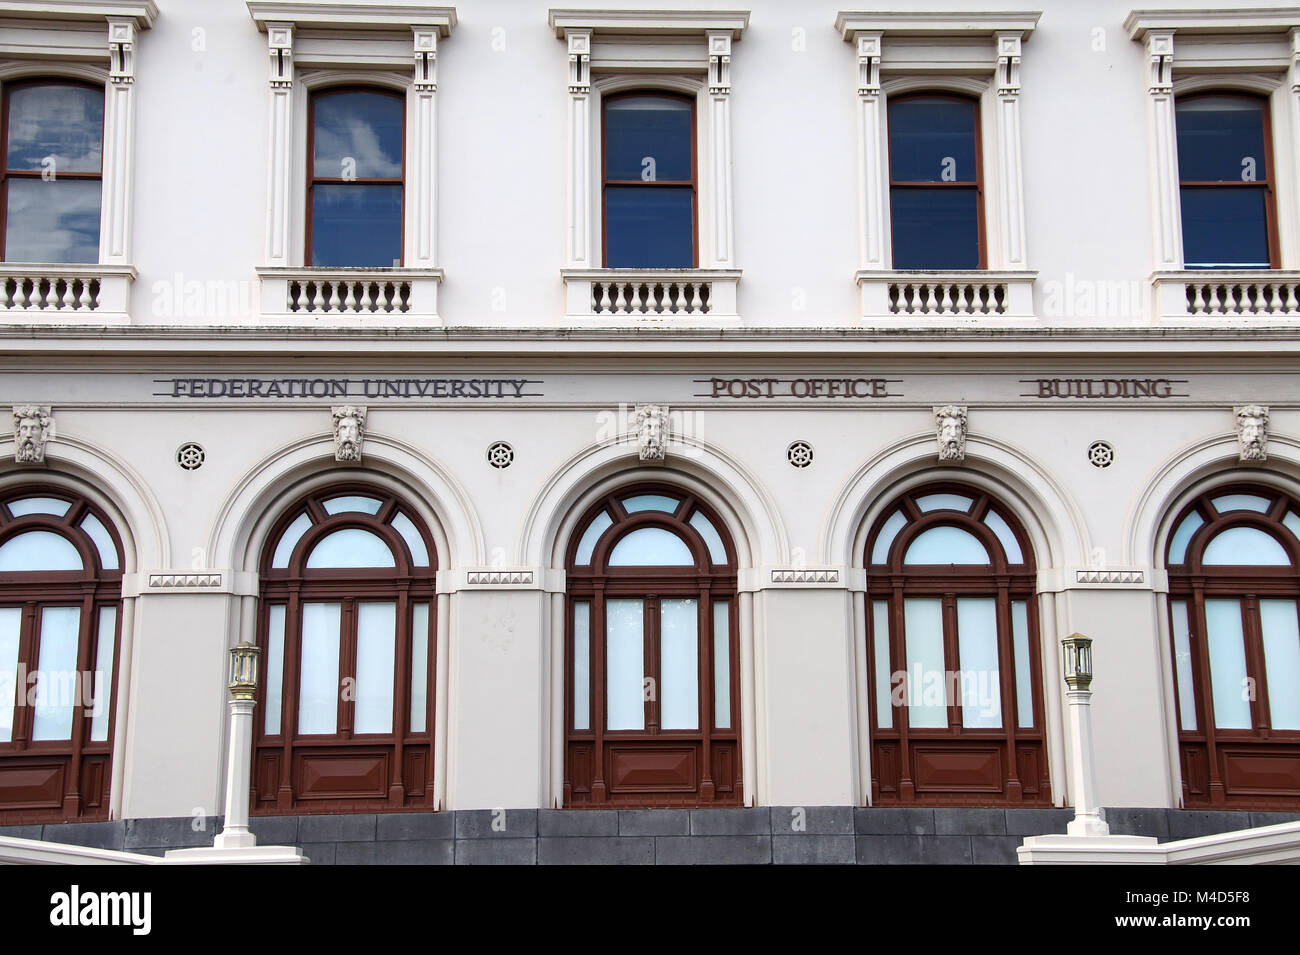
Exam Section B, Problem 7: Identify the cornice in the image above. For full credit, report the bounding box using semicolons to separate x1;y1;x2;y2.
548;8;748;37
247;1;456;33
835;10;1041;40
0;0;156;27
1126;7;1300;40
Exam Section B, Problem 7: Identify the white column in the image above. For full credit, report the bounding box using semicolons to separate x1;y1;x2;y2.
1145;31;1183;270
1064;686;1109;836
1288;29;1300;270
1038;590;1067;807
263;24;295;267
564;29;592;267
549;590;565;807
994;32;1028;270
738;590;757;806
707;31;736;268
213;698;257;849
854;32;886;269
408;28;438;268
99;19;138;265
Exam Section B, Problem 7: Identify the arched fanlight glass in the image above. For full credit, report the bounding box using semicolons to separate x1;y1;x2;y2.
608;527;694;566
903;525;990;565
305;528;396;569
1202;526;1290;566
0;530;83;571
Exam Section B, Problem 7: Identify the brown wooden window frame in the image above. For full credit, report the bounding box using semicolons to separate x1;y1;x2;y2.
305;85;406;268
600;90;699;269
0;486;123;824
252;484;437;815
1166;484;1300;809
0;78;105;263
864;483;1050;807
564;483;741;808
886;91;987;271
1175;90;1280;270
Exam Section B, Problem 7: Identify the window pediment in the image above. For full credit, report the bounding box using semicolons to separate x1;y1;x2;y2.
1125;10;1299;74
0;2;155;63
247;2;455;69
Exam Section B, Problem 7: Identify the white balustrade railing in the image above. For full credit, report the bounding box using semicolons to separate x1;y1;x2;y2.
0;265;134;319
857;270;1037;320
1152;271;1300;321
888;280;1007;315
257;268;442;319
562;270;741;320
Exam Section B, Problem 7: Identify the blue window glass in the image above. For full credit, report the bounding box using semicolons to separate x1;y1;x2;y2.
890;187;980;270
1176;95;1273;269
603;94;695;268
3;83;103;263
889;97;977;183
604;96;693;181
309;89;403;267
1180;188;1270;269
311;184;403;268
605;186;694;268
888;96;981;269
1177;96;1267;183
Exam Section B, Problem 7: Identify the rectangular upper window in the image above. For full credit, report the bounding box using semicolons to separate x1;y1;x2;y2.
887;94;984;270
1;81;104;264
307;87;405;268
602;93;697;268
1176;93;1277;270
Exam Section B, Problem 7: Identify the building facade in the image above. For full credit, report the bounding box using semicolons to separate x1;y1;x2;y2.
1;0;1299;864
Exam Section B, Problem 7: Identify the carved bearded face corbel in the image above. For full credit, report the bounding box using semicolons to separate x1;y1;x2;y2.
12;405;52;465
934;405;968;463
1235;405;1269;463
332;405;366;463
634;404;669;462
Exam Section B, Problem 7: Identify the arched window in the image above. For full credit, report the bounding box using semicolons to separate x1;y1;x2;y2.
565;485;739;807
307;87;404;267
602;92;696;268
1;80;104;263
1166;485;1300;808
887;93;984;269
253;486;436;814
0;488;122;823
1175;92;1277;269
864;485;1049;806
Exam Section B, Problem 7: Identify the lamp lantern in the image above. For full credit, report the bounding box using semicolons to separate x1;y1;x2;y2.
227;642;261;700
1061;633;1093;690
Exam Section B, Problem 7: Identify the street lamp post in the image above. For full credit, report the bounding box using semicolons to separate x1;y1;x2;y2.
214;642;260;850
1060;633;1108;837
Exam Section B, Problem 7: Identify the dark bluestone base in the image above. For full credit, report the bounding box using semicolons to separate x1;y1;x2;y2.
4;807;1299;864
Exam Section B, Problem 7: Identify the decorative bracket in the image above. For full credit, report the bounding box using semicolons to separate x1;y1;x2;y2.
996;32;1022;96
107;18;136;86
708;31;732;95
267;22;294;89
567;29;591;94
414;28;438;92
1291;28;1300;94
856;32;881;98
1146;31;1174;95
